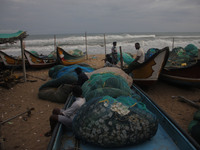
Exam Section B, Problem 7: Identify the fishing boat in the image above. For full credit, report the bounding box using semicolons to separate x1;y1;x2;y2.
0;50;26;67
126;47;169;86
47;84;200;150
56;46;86;66
160;60;200;88
24;50;56;68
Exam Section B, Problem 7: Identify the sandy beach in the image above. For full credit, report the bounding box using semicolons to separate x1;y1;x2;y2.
0;54;200;150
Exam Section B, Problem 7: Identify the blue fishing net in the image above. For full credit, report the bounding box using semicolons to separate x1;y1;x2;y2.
56;64;94;79
48;64;94;79
145;48;159;61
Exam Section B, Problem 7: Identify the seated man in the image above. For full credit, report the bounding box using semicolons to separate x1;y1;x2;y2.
44;86;86;137
74;67;89;86
126;43;144;74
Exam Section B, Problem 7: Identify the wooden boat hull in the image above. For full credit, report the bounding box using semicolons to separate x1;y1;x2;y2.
24;50;56;68
0;51;25;67
130;47;169;86
57;47;85;65
160;61;200;87
47;84;200;150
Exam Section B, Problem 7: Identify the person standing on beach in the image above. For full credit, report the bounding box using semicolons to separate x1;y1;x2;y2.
126;42;145;74
111;41;118;65
44;86;86;137
74;67;89;86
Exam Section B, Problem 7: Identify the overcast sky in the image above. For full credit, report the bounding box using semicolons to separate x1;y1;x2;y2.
0;0;200;35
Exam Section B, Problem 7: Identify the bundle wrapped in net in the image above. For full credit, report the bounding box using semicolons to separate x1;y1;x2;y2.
166;44;199;68
86;67;133;86
39;73;77;90
49;64;94;79
82;72;132;101
73;96;158;147
38;84;72;103
145;48;159;61
68;49;84;56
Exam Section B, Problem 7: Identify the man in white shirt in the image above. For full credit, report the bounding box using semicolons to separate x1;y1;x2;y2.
126;43;144;74
45;86;86;137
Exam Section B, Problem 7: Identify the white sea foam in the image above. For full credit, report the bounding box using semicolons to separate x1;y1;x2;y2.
1;33;200;56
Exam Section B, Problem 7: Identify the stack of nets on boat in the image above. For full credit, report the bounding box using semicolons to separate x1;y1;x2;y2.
165;44;199;68
117;52;135;65
86;67;133;86
73;72;158;147
145;48;160;61
68;49;84;56
38;65;94;103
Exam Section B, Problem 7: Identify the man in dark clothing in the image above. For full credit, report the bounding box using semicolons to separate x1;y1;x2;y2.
74;67;89;86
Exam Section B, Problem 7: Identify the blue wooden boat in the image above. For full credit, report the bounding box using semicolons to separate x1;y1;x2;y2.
47;84;200;150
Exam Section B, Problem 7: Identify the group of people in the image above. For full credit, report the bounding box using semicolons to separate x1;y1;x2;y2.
45;66;88;137
45;41;145;137
104;42;145;70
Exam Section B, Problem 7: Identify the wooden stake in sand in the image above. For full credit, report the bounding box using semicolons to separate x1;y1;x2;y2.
85;32;88;60
20;39;27;82
172;38;175;49
54;35;57;52
120;46;123;69
104;34;107;56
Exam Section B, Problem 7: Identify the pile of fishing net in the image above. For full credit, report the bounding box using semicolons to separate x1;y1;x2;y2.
82;72;132;101
145;48;159;61
68;49;84;56
73;96;158;147
165;44;199;68
117;52;135;65
38;65;94;103
86;67;133;86
73;72;158;147
38;84;72;103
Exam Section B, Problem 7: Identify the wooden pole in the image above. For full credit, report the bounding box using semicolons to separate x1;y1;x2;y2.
54;35;56;52
20;39;26;82
120;46;123;69
172;38;174;49
85;32;88;60
104;34;107;56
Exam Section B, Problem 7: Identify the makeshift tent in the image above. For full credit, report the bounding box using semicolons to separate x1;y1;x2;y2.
0;30;28;81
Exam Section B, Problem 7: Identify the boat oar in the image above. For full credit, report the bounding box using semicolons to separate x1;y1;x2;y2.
0;107;35;125
26;74;46;81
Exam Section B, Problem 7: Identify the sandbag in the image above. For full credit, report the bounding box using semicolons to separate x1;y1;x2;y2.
73;96;158;147
38;84;72;103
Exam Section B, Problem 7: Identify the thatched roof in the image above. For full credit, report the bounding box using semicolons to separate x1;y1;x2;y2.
0;30;28;44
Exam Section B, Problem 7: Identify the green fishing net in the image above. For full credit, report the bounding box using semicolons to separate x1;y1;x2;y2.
166;44;198;68
82;72;132;101
73;96;158;147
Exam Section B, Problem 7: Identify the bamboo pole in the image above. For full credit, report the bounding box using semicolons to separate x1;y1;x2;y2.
54;35;56;52
104;34;107;56
85;32;88;60
172;38;174;49
20;39;26;82
120;46;123;69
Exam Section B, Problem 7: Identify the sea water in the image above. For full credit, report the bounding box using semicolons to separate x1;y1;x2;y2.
0;32;200;56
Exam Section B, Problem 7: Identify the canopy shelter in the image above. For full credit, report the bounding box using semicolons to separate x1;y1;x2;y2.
0;30;28;82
